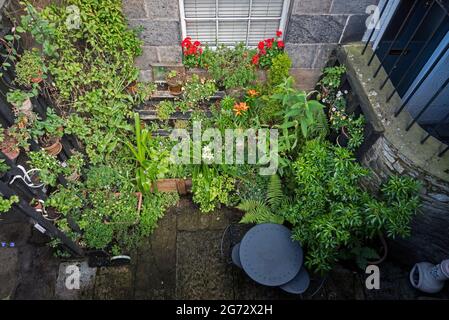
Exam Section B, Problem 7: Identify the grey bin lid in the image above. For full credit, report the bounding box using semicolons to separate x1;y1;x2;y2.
280;267;310;294
239;223;303;287
232;243;242;268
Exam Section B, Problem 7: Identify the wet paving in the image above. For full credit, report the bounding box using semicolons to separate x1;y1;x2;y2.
1;197;448;300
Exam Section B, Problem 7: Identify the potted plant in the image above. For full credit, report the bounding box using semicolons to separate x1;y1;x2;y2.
6;89;37;118
14;49;46;88
0;129;20;161
27;149;64;187
31;108;65;156
166;69;185;96
63;151;85;182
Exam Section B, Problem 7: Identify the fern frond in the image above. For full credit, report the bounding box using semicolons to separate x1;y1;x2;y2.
238;199;284;225
267;174;284;209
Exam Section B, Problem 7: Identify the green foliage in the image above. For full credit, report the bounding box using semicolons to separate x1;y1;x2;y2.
126;113;170;193
192;166;235;213
14;49;46;87
268;52;292;88
176;74;216;112
319;65;346;91
28;149;63;186
0;159;9;174
287;140;421;274
30;108;64;140
202;43;256;89
0;195;19;214
238;175;286;225
6;89;36;108
47;185;83;216
157;101;176;121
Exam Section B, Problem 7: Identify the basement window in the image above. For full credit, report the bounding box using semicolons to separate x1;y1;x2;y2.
179;0;290;47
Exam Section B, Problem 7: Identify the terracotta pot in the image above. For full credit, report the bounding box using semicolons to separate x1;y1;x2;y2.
43;138;62;156
1;132;20;161
126;81;138;94
30;70;43;84
168;84;183;96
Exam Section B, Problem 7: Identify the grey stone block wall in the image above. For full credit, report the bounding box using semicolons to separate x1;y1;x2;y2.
286;0;378;89
122;0;378;86
124;0;182;82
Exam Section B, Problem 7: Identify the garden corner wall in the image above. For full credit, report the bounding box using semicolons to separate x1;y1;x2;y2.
123;0;182;82
285;0;379;90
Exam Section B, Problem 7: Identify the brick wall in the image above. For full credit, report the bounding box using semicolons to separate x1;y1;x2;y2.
286;0;379;89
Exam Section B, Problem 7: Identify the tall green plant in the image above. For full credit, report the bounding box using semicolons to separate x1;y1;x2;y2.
126;113;170;193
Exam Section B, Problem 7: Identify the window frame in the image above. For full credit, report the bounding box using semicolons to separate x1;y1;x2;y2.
179;0;291;47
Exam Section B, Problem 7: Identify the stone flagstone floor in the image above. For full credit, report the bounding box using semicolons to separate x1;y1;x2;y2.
1;197;448;300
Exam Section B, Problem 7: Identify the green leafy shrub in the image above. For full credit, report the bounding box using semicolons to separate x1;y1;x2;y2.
202;43;256;89
14;49;46;87
192;166;235;213
157;101;176;121
286;140;421;274
268;52;291;88
176;74;216;112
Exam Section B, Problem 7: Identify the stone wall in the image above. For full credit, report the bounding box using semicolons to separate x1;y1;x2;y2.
361;136;449;266
286;0;379;89
123;0;182;82
122;0;378;88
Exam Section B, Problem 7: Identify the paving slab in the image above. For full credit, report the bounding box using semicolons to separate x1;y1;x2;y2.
55;261;96;300
94;266;133;300
0;248;18;299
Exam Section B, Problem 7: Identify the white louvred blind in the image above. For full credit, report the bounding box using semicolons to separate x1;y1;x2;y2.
182;0;287;46
252;0;284;17
184;0;216;18
248;20;280;46
218;21;248;45
218;0;250;17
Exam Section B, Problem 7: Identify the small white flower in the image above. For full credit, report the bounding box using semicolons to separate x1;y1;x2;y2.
344;90;349;94
202;146;214;162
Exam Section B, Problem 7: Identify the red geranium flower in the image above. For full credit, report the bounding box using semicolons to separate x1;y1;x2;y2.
276;30;283;37
266;39;273;49
259;47;266;55
252;54;260;65
277;40;285;48
194;40;201;46
258;41;265;50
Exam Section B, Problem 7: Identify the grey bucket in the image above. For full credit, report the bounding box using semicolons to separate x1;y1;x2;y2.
410;259;449;294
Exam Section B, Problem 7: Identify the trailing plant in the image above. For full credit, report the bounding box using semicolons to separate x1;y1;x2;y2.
176;74;216;112
0;159;9;174
157;100;176;121
27;149;63;186
30;108;64;144
192;165;235;213
0;195;19;214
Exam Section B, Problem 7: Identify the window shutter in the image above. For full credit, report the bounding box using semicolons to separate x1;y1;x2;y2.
248;20;280;46
251;0;284;17
218;21;248;45
218;0;250;17
184;0;216;18
186;20;217;45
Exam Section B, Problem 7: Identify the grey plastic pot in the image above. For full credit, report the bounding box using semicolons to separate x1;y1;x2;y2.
410;259;449;294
